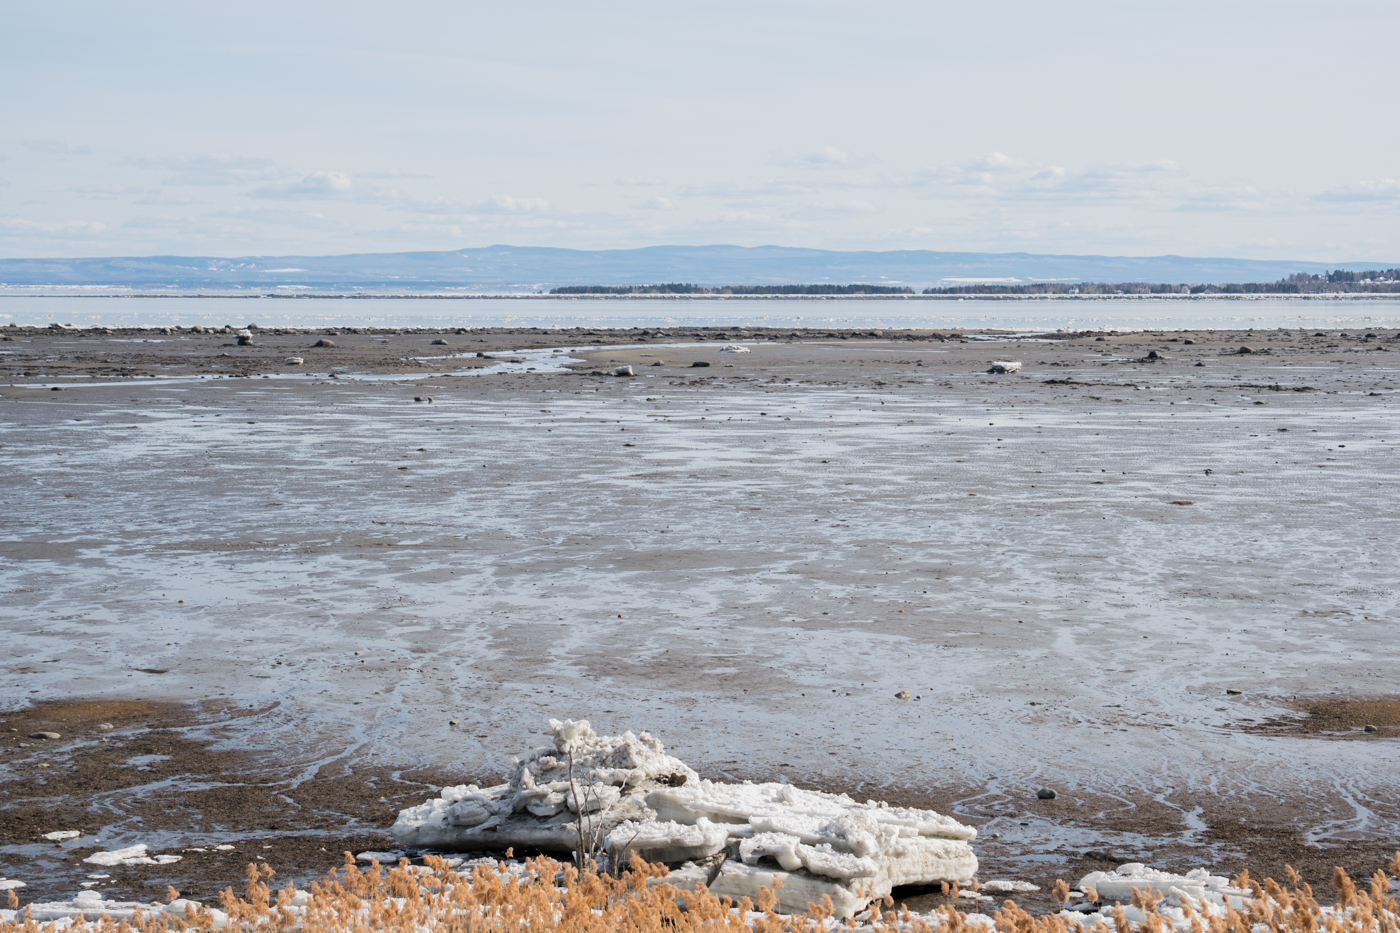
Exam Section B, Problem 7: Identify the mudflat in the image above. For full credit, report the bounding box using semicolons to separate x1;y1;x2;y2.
3;325;1398;908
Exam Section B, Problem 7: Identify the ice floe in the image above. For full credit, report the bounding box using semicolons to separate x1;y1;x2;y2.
392;719;977;917
81;844;182;867
41;832;81;842
1078;863;1249;910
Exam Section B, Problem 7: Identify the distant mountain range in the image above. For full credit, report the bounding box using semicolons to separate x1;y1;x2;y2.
0;245;1387;292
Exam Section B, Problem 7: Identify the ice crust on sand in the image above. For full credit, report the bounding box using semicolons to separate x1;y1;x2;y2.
393;719;977;917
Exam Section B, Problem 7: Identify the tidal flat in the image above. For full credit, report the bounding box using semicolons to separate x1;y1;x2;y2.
2;325;1398;908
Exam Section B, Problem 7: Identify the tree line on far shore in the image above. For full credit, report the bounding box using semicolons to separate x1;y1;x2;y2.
921;269;1400;295
550;269;1399;296
550;283;914;295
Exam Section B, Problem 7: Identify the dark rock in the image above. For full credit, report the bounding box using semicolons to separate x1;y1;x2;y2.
651;361;664;366
1363;724;1379;733
1236;346;1255;354
432;338;449;345
314;339;336;348
30;732;61;740
691;360;711;368
1036;788;1057;800
1225;688;1243;695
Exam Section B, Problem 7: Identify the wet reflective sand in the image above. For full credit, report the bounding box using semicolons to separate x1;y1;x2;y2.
3;327;1398;901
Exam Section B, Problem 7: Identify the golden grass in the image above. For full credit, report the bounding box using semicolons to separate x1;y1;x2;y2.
3;852;1399;933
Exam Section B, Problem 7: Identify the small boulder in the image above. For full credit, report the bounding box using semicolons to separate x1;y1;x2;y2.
30;732;61;740
1363;724;1379;733
1036;788;1057;800
690;360;711;368
895;690;910;700
432;338;449;345
314;339;336;348
614;366;634;377
1236;346;1255;354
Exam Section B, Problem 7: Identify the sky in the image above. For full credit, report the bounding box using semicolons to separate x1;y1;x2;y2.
1;1;1397;262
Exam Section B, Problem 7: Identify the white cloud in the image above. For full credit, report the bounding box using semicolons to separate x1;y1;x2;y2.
808;198;876;213
133;192;201;206
469;195;549;213
970;152;1025;172
638;197;673;210
0;217;108;237
121;153;287;186
69;183;148;200
249;171;357;200
24;141;93;155
805;146;850;165
1315;179;1400;202
615;175;665;186
355;169;431;179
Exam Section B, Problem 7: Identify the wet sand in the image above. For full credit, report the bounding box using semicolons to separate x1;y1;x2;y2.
3;325;1399;908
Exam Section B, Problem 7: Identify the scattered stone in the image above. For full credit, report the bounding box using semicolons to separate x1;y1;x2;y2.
313;339;336;348
690;360;710;368
1236;346;1255;354
1036;788;1057;800
895;690;910;700
987;361;1023;374
1144;350;1163;360
30;732;61;740
614;366;634;377
1363;724;1378;733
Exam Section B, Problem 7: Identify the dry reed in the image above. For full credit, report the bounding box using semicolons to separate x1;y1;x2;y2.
2;851;1397;933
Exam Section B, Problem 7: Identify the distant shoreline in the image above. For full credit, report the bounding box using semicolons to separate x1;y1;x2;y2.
4;291;1400;301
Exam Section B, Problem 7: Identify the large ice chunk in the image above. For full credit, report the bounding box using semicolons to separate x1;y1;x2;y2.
393;719;978;917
